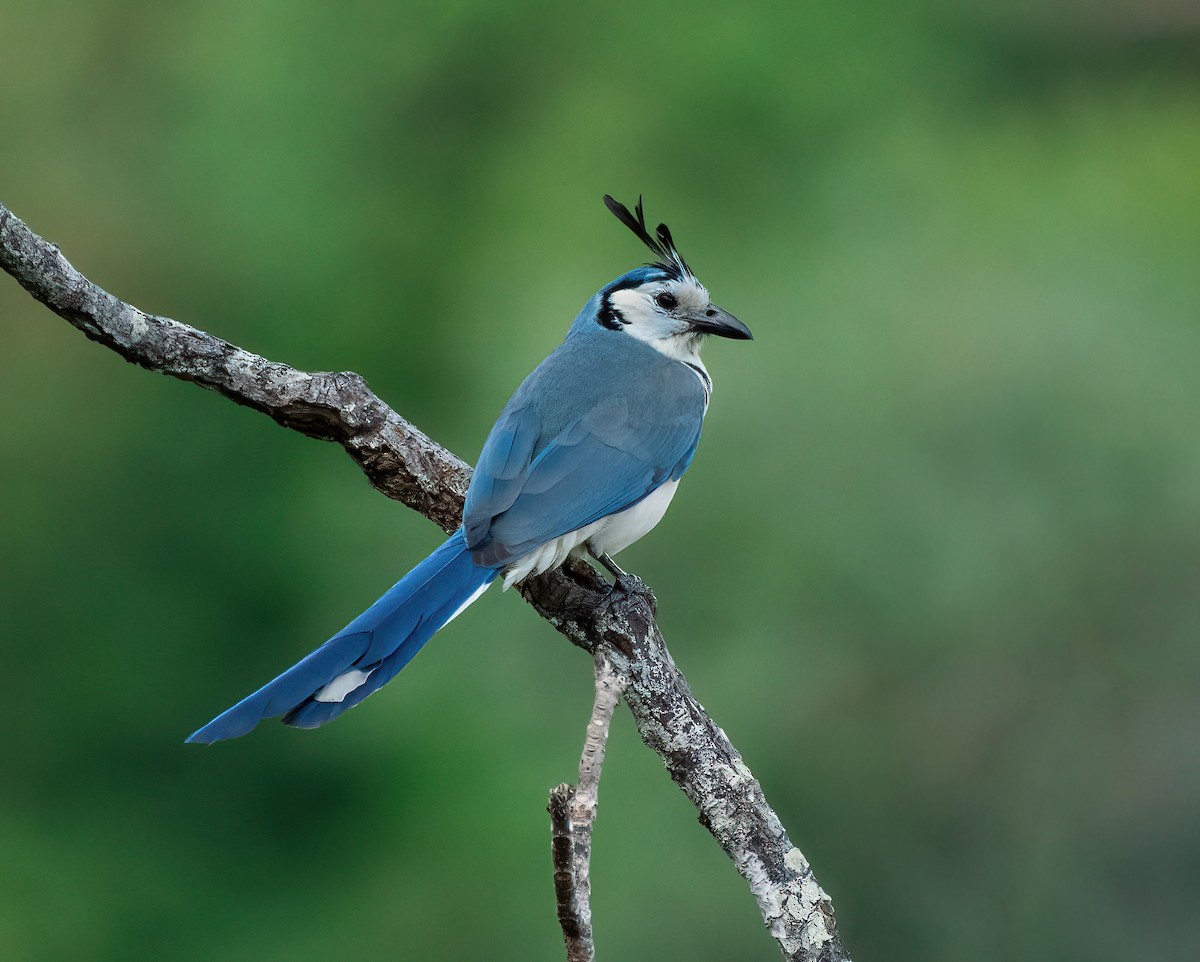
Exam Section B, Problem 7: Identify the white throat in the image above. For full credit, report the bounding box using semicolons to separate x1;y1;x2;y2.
608;287;713;405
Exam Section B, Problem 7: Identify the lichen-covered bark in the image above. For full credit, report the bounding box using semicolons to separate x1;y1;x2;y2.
548;654;627;961
548;784;591;961
560;576;848;962
2;201;851;962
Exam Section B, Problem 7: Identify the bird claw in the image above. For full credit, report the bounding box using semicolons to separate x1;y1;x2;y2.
593;552;655;612
603;571;657;617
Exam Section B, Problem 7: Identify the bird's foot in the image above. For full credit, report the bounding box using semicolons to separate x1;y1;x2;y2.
589;551;656;618
601;570;657;618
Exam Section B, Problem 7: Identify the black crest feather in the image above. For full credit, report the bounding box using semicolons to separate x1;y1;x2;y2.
603;194;693;279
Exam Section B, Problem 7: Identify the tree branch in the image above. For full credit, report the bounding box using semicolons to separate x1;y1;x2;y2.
548;784;587;960
1;201;850;962
548;653;628;961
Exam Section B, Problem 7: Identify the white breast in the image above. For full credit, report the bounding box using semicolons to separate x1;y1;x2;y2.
585;479;679;558
500;480;681;589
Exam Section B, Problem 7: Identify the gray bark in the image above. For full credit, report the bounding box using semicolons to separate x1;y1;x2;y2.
1;201;851;962
548;653;627;961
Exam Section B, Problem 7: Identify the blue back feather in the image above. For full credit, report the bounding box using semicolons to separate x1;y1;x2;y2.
464;291;706;567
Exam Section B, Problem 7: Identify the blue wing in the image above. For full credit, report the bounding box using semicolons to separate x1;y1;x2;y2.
464;341;706;567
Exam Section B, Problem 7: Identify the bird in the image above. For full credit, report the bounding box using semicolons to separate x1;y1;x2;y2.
187;195;752;744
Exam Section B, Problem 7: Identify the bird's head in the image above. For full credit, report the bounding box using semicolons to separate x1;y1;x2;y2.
593;196;752;351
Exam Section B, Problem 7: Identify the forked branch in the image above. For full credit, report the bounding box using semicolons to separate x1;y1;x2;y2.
1;202;850;962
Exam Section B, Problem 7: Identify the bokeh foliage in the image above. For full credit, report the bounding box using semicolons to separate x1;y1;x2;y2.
2;1;1198;959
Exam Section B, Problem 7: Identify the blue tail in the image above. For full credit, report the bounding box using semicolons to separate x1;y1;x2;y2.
187;528;497;744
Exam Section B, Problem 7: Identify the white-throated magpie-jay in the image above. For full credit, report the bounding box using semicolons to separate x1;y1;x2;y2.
187;196;751;743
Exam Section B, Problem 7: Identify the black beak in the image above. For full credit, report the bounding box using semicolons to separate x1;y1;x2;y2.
688;304;753;340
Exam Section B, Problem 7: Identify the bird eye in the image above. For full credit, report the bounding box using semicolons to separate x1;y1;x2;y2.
655;292;678;310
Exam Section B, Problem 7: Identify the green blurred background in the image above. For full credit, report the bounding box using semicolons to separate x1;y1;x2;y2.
2;1;1198;959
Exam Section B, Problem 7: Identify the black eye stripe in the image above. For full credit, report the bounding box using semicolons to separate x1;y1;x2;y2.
597;293;629;330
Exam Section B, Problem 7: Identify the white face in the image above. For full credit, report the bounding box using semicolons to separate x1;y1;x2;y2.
607;277;712;359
